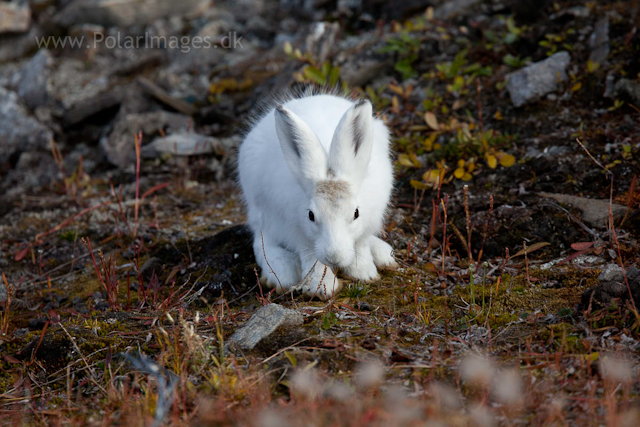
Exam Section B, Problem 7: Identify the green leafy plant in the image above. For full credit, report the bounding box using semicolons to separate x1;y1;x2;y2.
503;54;530;68
344;282;372;298
483;15;527;51
379;32;422;80
284;41;343;87
322;312;338;329
539;29;575;56
402;116;517;190
431;50;493;96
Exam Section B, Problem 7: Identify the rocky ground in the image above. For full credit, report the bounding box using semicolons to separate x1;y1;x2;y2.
0;0;639;425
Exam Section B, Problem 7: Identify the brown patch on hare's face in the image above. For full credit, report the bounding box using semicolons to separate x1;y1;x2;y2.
314;180;351;204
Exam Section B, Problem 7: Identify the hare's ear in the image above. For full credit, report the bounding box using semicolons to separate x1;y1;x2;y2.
275;106;328;193
328;100;373;190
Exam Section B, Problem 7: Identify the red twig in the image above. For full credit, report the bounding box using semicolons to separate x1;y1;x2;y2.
134;131;142;238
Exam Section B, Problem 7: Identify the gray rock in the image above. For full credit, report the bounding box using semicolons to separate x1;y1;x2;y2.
338;0;362;12
550;6;590;20
222;0;265;22
341;57;393;87
279;0;316;14
337;34;393;87
15;49;52;109
566;6;590;18
603;73;615;98
0;25;42;63
0;277;6;302
599;264;624;283
49;58;111;110
54;0;209;28
62;86;126;127
612;78;640;107
0;1;30;33
1;150;59;197
141;132;226;158
589;17;609;65
101;111;191;169
582;266;640;310
505;51;571;107
304;22;340;64
227;304;304;351
0;87;53;163
434;0;481;20
197;17;236;39
539;192;627;228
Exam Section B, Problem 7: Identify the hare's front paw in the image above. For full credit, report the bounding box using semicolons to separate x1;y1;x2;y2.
369;236;398;270
343;257;379;282
343;243;379;282
300;261;342;300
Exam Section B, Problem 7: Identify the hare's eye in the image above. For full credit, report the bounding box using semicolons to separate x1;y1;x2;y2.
309;211;315;222
354;208;359;220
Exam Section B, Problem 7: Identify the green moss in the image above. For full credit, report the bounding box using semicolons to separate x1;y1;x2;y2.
537;323;586;352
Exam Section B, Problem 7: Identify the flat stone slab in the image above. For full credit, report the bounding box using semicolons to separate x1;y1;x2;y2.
506;51;571;107
227;303;304;351
539;192;627;228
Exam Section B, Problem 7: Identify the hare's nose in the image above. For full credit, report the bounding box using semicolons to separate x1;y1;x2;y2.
324;254;341;267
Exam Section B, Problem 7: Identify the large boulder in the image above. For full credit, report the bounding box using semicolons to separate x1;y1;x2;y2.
0;87;53;164
54;0;210;27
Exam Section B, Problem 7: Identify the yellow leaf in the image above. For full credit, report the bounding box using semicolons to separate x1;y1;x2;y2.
404;85;414;97
587;60;600;73
571;82;582;92
457;159;465;168
462;172;473;181
424;133;437;151
423;169;441;183
397;154;415;167
388;84;404;95
494;111;503;120
284;41;292;55
423;262;437;272
499;153;516;167
284;350;297;367
585;352;599;362
391;96;400;114
410;179;428;190
425;6;434;20
454;167;465;179
424;112;439;130
487;155;497;169
467;161;476;172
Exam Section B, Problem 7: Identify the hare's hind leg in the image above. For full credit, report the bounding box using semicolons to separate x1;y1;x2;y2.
369;236;399;270
253;234;302;294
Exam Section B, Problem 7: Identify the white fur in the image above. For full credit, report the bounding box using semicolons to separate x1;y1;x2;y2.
238;93;397;299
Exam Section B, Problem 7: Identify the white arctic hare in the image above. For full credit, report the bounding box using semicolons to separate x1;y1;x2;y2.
238;94;397;299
